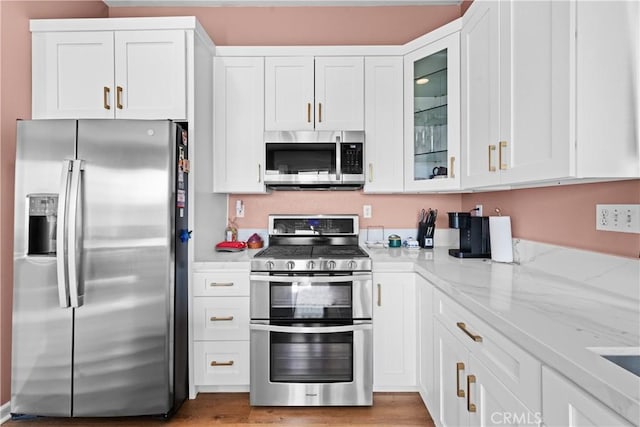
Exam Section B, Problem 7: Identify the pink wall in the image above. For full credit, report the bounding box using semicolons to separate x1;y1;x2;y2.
461;180;640;259
109;5;462;45
0;0;108;406
229;192;462;230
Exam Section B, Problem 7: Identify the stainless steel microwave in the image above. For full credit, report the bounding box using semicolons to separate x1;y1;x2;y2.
264;131;365;189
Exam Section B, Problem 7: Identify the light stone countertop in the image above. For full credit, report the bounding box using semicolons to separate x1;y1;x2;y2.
193;242;640;424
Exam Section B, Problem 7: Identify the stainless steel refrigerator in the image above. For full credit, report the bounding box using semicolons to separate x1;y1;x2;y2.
11;119;189;418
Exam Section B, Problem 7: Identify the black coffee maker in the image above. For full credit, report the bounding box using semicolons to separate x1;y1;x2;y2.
447;212;491;258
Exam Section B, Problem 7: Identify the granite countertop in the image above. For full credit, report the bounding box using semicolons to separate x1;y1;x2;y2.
192;242;640;424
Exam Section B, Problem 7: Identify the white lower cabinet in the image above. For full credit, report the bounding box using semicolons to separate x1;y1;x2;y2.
192;269;250;391
542;367;632;427
373;271;417;390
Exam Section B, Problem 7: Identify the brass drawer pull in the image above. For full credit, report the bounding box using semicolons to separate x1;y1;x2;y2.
449;156;455;178
456;362;465;398
318;102;322;123
209;282;234;287
210;316;234;321
467;374;477;413
103;86;111;110
457;322;483;342
210;360;234;367
368;163;373;182
488;145;497;172
307;103;311;123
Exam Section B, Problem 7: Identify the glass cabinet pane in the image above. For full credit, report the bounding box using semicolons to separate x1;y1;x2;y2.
413;48;449;181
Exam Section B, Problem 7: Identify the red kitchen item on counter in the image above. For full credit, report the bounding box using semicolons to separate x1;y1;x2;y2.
215;241;247;252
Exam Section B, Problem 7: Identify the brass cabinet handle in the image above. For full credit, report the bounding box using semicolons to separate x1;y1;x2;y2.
209;282;234;287
318;102;322;123
488;145;497;172
467;374;477;413
116;86;123;109
449;156;455;178
103;87;111;110
258;164;262;183
499;140;507;170
307;103;311;123
368;163;373;182
377;283;381;307
456;362;465;398
456;322;483;342
210;360;234;367
210;316;234;321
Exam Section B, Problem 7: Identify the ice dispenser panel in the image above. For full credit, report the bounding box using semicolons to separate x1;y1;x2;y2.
27;194;58;256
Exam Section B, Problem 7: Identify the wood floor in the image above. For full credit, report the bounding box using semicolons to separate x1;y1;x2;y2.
6;393;435;426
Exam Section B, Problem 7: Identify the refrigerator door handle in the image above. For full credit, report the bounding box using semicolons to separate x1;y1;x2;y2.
56;160;73;308
68;159;84;308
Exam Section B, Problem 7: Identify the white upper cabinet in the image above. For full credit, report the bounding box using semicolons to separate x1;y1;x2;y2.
113;30;187;120
264;56;364;130
32;26;187;120
404;31;461;192
461;0;639;189
213;57;266;193
363;56;404;193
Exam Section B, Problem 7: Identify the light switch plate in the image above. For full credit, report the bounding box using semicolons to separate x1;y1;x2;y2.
596;204;640;233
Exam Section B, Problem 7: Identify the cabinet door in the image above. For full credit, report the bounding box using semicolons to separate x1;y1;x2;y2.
32;31;115;119
435;320;470;427
315;57;364;130
460;1;501;188
404;32;461;192
114;30;187;120
363;57;404;193
264;56;314;130
468;354;540;427
373;272;416;389
213;57;265;193
499;1;572;184
542;367;632;427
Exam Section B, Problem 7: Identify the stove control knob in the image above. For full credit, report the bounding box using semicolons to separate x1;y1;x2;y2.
348;261;357;270
265;261;275;271
286;261;296;270
327;260;336;270
307;261;315;270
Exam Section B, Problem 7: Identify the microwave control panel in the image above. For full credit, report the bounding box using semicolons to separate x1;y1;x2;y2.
341;143;363;174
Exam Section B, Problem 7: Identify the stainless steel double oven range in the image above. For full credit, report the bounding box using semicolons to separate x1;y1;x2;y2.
250;215;372;406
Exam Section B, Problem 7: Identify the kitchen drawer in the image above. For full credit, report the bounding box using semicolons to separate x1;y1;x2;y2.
434;289;541;412
193;341;250;386
193;271;249;297
193;297;249;341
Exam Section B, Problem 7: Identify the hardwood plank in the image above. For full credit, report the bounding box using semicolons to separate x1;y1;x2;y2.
5;393;434;426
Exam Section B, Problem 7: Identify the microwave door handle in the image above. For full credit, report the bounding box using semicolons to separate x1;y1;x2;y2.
250;323;372;334
56;160;72;308
335;141;341;181
68;159;84;308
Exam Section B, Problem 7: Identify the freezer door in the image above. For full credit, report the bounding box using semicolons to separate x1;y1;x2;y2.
11;120;76;416
73;120;175;416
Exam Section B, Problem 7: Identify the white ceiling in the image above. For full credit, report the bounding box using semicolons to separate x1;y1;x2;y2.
104;0;461;7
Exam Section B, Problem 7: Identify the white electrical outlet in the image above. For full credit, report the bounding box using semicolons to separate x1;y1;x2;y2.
596;204;640;233
363;205;372;218
475;204;483;216
235;200;245;218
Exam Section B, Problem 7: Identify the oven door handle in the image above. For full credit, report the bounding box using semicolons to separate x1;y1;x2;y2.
250;323;372;334
250;274;370;283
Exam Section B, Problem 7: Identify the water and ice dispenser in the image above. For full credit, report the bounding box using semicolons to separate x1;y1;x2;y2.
27;194;58;256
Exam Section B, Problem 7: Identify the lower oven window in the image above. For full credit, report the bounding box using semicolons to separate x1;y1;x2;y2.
270;328;353;383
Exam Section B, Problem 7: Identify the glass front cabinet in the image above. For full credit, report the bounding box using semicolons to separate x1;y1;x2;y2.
404;32;460;191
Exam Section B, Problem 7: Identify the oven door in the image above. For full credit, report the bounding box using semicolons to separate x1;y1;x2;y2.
249;323;373;406
250;272;373;321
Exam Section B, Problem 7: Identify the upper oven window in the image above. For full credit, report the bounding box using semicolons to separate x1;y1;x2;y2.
270;281;352;320
265;143;336;175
